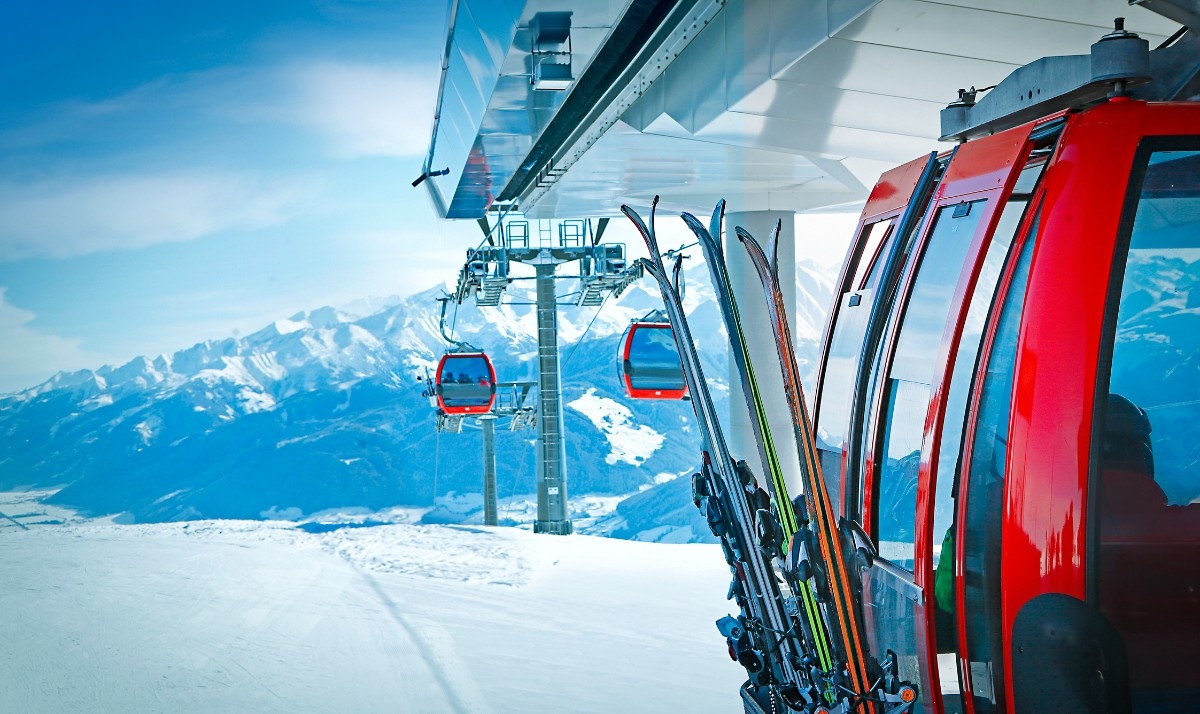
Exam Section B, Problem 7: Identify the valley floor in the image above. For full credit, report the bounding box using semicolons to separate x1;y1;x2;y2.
0;494;744;713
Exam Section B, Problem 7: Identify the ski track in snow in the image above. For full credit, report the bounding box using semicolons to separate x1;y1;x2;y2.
0;513;743;713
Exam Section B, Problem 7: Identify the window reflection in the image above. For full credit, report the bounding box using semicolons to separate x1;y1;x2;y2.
872;201;984;569
1098;147;1200;707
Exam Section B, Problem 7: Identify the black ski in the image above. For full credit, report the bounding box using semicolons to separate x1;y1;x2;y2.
737;221;919;713
683;206;846;707
621;199;801;701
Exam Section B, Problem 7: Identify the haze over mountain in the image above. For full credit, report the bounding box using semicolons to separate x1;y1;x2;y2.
0;261;835;539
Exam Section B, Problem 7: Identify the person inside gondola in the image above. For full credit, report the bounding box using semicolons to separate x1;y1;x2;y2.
1098;392;1200;693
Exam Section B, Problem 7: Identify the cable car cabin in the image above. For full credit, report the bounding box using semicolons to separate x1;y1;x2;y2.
619;321;688;400
435;352;496;415
811;96;1200;713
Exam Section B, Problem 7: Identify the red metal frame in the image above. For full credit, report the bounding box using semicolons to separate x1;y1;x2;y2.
434;352;497;415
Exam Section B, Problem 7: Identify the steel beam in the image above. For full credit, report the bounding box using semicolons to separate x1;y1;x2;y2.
533;262;572;534
481;415;498;526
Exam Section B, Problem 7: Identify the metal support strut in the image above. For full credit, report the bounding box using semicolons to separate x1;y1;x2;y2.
481;415;498;526
534;262;572;534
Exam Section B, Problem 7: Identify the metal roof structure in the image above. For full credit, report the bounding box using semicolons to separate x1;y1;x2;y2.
420;0;1182;221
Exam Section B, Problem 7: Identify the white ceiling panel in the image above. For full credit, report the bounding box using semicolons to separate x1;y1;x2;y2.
424;0;1190;220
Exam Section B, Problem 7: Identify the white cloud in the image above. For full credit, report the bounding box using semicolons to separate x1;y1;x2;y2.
0;58;440;261
0;289;102;393
284;61;437;159
5;60;439;161
0;171;318;261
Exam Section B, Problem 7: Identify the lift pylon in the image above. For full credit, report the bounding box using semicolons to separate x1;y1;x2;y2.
447;208;643;535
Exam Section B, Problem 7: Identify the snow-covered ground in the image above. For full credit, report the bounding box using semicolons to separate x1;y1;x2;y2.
0;492;744;713
567;388;665;466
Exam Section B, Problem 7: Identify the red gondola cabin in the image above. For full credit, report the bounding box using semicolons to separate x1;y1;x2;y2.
619;321;688;400
435;352;496;415
810;92;1200;712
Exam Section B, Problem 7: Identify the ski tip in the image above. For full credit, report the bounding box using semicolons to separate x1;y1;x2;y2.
680;212;708;239
709;200;725;249
769;221;783;278
711;198;726;225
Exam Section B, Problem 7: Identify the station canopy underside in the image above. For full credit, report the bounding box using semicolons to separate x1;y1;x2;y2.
423;0;1179;220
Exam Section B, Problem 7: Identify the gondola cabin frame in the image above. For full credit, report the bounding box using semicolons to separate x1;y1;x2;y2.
811;98;1200;713
619;321;689;400
434;352;498;415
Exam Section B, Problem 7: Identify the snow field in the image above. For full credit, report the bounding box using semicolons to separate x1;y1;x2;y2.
0;519;744;713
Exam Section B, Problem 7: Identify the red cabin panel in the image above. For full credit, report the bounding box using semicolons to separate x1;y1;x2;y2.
1001;99;1200;708
862;153;939;223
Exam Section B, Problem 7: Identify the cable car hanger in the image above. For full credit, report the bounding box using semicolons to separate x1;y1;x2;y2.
435;294;481;354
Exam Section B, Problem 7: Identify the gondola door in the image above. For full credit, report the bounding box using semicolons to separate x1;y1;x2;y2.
837;122;1044;713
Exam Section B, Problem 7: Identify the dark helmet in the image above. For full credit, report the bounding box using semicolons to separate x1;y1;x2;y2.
1103;393;1154;475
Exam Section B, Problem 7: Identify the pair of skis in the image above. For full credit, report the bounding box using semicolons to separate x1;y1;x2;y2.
623;200;803;703
621;197;917;713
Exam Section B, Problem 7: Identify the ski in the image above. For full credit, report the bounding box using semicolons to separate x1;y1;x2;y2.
683;207;845;705
737;222;919;713
682;205;801;541
621;199;805;707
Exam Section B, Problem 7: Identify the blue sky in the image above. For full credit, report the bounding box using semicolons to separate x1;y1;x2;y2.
0;1;858;394
0;0;482;392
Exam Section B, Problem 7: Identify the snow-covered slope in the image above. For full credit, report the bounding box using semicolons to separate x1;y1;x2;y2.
0;514;745;713
0;260;834;531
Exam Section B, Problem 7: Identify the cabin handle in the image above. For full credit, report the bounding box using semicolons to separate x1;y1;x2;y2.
843;518;879;571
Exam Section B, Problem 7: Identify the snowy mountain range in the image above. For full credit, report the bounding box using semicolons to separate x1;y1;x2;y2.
0;260;835;539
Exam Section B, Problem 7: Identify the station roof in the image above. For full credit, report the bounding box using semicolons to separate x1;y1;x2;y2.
421;0;1180;220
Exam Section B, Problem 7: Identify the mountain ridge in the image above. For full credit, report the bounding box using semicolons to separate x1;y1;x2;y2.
0;261;835;539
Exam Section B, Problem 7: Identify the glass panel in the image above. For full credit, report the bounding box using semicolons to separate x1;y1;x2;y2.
628;325;685;391
872;200;985;570
817;218;899;516
1098;147;1200;708
876;379;926;569
931;200;1025;571
861;564;931;713
929;199;1027;714
816;291;871;512
854;218;896;290
888;202;986;385
1010;152;1050;196
961;228;1038;714
920;201;1025;694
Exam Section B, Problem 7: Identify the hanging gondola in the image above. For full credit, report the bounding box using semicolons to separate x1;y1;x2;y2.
435;351;497;415
619;314;688;400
